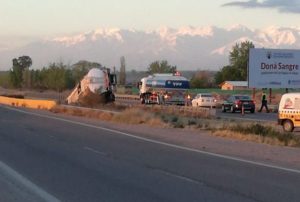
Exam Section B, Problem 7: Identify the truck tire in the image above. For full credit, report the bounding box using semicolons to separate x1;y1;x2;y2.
283;120;294;132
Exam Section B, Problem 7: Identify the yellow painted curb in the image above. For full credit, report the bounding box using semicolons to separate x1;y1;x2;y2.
0;96;56;110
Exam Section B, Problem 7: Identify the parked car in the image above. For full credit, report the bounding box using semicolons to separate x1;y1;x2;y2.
192;93;216;108
222;95;255;113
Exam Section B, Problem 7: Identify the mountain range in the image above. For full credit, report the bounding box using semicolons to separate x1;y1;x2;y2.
1;25;300;71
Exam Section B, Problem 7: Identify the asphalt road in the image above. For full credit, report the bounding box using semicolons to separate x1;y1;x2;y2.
0;106;300;202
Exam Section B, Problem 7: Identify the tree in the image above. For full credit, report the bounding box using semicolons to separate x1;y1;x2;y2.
39;62;70;92
190;71;213;88
229;41;254;80
23;68;31;88
14;56;32;70
71;60;101;83
147;60;176;74
214;41;254;84
9;56;32;88
10;64;23;88
10;56;32;88
214;65;242;85
0;71;12;88
119;56;126;85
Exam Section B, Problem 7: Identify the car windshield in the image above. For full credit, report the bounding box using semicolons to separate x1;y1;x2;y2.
235;95;251;100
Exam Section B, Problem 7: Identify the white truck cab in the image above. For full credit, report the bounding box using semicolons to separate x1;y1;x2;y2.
278;93;300;132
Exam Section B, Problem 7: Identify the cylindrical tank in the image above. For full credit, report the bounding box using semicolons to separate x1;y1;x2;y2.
84;68;108;94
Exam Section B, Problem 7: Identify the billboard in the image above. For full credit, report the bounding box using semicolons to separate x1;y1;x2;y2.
248;48;300;88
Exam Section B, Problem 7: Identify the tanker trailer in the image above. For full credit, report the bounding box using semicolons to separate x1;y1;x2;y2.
138;73;190;105
67;67;116;106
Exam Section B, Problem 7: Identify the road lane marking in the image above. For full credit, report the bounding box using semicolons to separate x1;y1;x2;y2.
0;161;60;202
155;169;204;185
3;106;300;175
84;146;107;156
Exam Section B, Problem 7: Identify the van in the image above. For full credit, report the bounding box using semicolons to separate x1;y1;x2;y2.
278;93;300;132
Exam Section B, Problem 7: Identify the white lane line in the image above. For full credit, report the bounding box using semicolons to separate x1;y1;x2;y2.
157;169;203;185
84;146;107;156
0;161;60;202
3;106;300;175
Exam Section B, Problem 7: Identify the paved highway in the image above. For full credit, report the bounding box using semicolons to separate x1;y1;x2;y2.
0;105;299;202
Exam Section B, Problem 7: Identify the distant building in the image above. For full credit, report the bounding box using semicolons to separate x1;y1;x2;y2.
219;81;248;90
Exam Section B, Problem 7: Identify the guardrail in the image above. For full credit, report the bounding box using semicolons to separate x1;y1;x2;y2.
0;96;56;110
115;94;140;100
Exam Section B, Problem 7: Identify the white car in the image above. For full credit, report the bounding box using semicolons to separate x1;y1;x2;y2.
192;93;216;108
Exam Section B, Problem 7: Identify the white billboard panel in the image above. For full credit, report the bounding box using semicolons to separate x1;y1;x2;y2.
248;48;300;88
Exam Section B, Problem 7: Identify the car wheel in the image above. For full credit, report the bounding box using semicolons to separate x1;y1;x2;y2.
250;108;255;113
230;106;235;113
283;120;294;132
222;105;226;112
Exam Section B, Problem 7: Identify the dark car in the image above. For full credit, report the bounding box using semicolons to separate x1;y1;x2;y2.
222;95;255;113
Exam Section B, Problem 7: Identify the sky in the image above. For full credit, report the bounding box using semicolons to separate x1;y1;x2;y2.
1;0;300;40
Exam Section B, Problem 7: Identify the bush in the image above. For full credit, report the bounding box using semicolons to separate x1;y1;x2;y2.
229;123;299;146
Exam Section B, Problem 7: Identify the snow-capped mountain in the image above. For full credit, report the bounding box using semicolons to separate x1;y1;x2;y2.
1;25;300;71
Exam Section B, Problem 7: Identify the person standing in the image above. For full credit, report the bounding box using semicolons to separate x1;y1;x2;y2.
258;91;269;112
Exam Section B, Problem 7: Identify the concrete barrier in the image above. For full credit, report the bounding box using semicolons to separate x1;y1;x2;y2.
0;96;56;110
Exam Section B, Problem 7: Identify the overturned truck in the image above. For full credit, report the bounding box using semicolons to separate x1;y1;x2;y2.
67;68;116;106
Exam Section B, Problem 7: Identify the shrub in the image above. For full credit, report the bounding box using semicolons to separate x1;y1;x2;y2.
228;123;299;146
